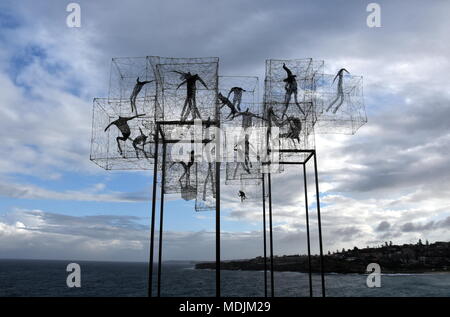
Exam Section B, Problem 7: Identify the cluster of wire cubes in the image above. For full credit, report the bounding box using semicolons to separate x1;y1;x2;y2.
90;56;367;210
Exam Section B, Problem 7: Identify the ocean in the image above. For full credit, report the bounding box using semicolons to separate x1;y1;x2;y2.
0;259;448;297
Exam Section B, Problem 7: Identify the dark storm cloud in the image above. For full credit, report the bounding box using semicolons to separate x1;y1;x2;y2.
331;226;362;242
376;221;390;232
401;216;450;233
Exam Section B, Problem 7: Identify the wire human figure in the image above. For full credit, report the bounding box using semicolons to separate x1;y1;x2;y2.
280;116;302;147
200;163;215;202
231;108;264;177
171;150;195;189
132;127;153;159
130;77;154;114
266;106;283;131
281;63;305;118
174;71;208;121
104;114;145;156
218;93;239;120
326;68;349;114
234;108;265;131
238;190;247;202
233;134;259;178
227;87;246;112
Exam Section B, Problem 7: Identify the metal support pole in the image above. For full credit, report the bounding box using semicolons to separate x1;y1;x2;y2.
215;162;221;297
268;173;275;297
148;123;160;298
303;164;313;297
262;174;268;297
157;143;166;297
313;151;326;297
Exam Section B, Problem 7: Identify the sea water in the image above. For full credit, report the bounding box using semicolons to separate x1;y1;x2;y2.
0;259;448;297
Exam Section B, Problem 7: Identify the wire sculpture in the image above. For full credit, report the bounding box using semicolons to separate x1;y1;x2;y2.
91;57;367;202
90;55;367;298
130;78;154;114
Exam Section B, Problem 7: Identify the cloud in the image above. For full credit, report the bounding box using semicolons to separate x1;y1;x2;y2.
400;216;450;233
0;209;311;261
376;221;390;232
0;179;149;202
0;209;148;261
0;0;449;261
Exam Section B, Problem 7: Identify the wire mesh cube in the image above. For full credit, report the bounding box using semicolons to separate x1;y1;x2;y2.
163;159;198;200
90;98;156;170
278;117;316;163
195;162;217;211
108;57;157;116
314;74;367;134
223;126;264;185
151;57;219;128
219;76;259;120
264;59;324;120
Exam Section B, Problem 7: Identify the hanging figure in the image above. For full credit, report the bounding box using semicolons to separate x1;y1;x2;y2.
280;116;302;146
281;63;305;118
174;71;208;121
218;93;239;119
233;135;258;177
238;190;247;202
132;127;152;159
202;163;215;202
171;150;195;188
227;87;246;112
104;114;146;156
326;68;349;114
130;77;154;114
234;108;265;130
267;106;282;130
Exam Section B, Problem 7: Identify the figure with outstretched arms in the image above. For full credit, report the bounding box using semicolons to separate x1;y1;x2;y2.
104;114;145;156
130;77;153;114
174;71;208;121
326;68;349;114
234;108;265;130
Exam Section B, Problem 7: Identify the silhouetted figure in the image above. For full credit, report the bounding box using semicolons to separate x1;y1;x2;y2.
202;163;215;202
201;116;213;129
235;108;265;130
266;106;282;129
233;135;258;178
104;114;145;156
132;127;151;159
326;68;349;114
238;190;247;202
130;77;153;114
171;150;195;188
227;87;246;112
282;63;305;118
218;93;239;119
174;71;208;121
280;116;302;144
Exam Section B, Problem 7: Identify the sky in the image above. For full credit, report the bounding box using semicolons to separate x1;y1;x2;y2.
0;0;449;262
